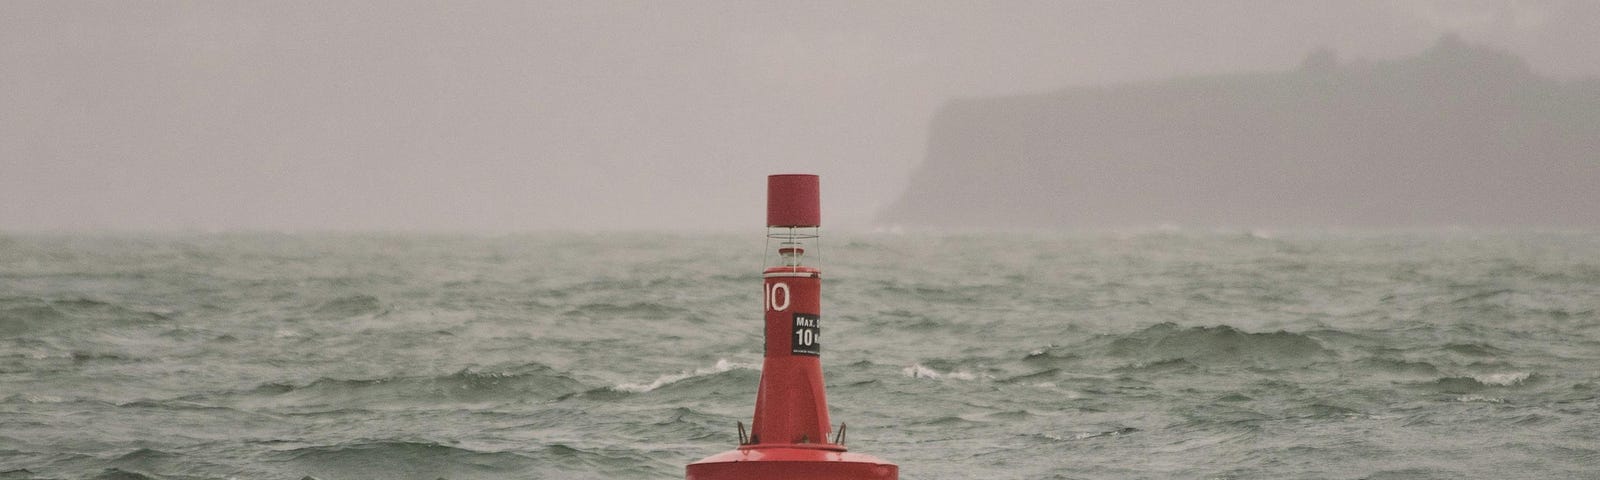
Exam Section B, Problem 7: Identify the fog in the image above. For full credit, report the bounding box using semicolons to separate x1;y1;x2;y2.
4;1;1596;232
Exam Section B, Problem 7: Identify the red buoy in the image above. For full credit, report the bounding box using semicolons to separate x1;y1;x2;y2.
686;174;898;480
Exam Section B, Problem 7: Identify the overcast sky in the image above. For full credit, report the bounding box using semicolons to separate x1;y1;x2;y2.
3;1;1596;232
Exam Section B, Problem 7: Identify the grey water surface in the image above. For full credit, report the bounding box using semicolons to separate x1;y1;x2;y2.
2;232;1597;479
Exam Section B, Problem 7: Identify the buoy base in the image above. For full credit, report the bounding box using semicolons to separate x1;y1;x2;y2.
686;446;897;480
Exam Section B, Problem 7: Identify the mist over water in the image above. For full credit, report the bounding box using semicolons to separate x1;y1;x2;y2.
2;231;1597;479
6;2;1600;231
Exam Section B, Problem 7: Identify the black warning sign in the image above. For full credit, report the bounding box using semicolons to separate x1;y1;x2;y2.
791;313;821;356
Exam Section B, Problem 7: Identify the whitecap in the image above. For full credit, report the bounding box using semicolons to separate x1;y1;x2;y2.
902;363;976;381
1472;372;1532;386
1068;427;1140;440
614;358;756;393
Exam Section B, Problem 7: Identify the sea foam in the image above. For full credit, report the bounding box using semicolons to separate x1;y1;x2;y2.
902;363;977;380
615;358;756;393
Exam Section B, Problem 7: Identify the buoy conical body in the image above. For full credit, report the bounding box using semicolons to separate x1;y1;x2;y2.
686;174;897;480
752;264;830;446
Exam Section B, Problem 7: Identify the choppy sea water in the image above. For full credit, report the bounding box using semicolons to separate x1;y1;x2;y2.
1;231;1598;480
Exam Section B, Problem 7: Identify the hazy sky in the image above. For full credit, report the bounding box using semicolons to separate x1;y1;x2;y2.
4;1;1596;232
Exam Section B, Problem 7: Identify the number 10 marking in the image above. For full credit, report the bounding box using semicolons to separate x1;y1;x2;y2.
795;328;816;346
766;282;790;312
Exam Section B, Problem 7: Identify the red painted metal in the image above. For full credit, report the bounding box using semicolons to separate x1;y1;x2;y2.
753;265;830;447
766;174;821;227
687;448;897;480
686;174;898;480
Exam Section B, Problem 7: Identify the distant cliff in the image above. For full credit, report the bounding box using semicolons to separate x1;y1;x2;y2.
879;36;1600;229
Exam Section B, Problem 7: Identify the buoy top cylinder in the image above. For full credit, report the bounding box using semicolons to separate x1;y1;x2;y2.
768;174;820;227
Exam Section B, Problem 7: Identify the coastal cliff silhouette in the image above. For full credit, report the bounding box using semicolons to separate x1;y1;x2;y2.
880;35;1600;229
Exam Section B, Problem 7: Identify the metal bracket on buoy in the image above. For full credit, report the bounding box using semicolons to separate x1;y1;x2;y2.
684;174;898;480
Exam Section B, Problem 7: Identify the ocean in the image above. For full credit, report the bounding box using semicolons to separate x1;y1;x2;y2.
1;231;1597;479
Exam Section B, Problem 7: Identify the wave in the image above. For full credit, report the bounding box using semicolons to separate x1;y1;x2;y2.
1355;357;1441;376
562;302;690;318
1021;346;1081;364
1441;343;1511;357
0;469;45;480
0;297;168;335
1216;393;1252;402
311;294;385;317
613;358;757;393
276;441;539;479
1472;371;1535;386
1073;427;1140;440
280;441;498;461
103;447;209;477
1288;403;1363;419
1;393;84;404
999;368;1060;384
910;415;983;427
610;406;728;441
1106;323;1332;368
1036;427;1140;442
90;468;158;480
237;363;588;409
1114;358;1200;373
902;363;977;381
110;448;180;465
277;440;667;480
1421;372;1540;394
984;409;1037;420
1449;288;1514;304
